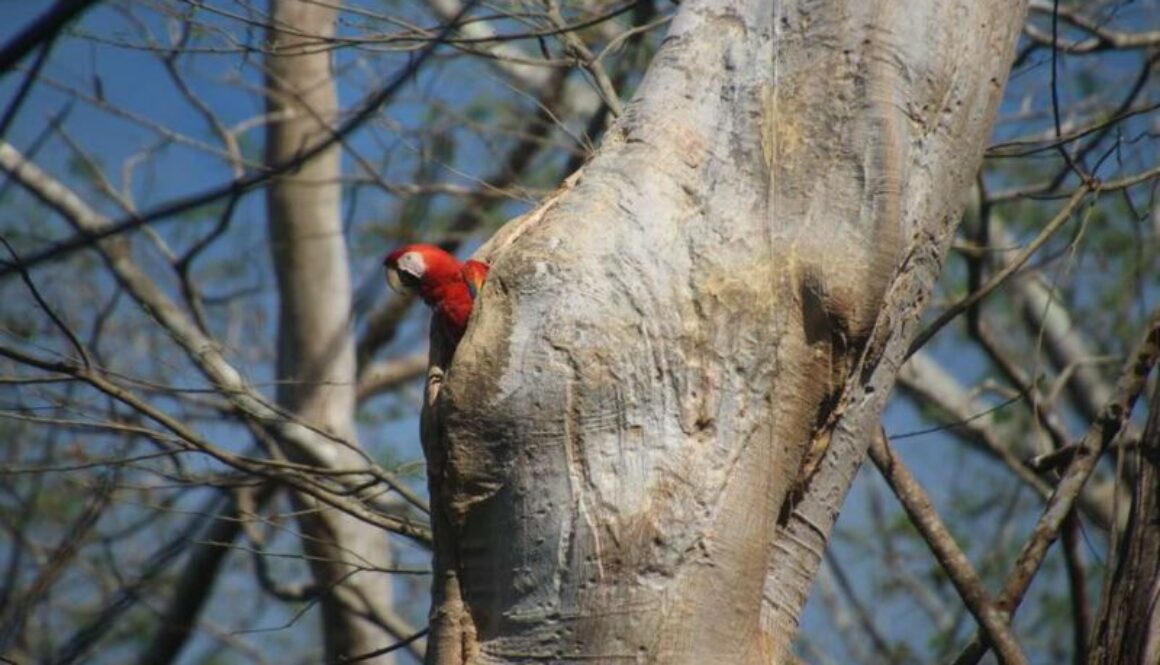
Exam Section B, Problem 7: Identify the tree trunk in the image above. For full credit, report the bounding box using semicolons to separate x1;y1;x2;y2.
1088;383;1160;665
265;2;399;661
424;1;1027;663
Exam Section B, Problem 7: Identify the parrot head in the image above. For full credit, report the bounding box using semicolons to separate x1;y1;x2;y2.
383;244;460;297
384;243;490;342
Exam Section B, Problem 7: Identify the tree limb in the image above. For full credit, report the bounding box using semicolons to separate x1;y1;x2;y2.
954;307;1160;664
869;427;1028;665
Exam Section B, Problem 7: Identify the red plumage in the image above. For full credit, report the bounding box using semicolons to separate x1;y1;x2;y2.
384;243;489;342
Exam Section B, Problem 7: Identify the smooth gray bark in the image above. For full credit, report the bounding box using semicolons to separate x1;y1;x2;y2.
425;1;1028;663
265;1;401;661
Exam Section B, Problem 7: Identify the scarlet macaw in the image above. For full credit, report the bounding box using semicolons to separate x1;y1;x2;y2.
383;243;489;343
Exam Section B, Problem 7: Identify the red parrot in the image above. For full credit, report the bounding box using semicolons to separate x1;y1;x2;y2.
383;243;489;343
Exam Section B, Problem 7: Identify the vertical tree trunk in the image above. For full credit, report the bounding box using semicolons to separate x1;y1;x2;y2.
423;1;1027;663
265;2;398;661
1088;384;1160;665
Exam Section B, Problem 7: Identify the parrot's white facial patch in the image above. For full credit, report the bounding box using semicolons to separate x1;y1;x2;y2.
397;252;427;277
386;252;427;293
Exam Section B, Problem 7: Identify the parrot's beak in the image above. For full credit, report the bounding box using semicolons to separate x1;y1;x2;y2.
385;265;406;294
385;263;422;294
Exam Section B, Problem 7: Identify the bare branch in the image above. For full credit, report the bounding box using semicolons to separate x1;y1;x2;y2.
356;355;428;402
1026;1;1160;53
0;0;99;72
0;4;477;279
897;350;1120;530
544;0;624;117
909;185;1092;357
869;427;1029;665
954;307;1160;664
0;139;430;520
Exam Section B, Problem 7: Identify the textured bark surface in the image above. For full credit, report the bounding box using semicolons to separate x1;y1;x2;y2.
424;1;1028;663
1089;385;1160;665
265;2;397;661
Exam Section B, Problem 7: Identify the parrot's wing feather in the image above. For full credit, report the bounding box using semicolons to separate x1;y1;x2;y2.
462;260;489;300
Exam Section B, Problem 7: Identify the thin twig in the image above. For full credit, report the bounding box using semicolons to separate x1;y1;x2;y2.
0;235;91;368
544;0;625;117
908;185;1092;357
